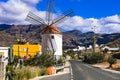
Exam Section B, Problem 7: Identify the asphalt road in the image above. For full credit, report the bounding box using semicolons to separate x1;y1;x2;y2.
70;60;120;80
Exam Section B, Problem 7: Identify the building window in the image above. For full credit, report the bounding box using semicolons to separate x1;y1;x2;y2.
51;35;54;39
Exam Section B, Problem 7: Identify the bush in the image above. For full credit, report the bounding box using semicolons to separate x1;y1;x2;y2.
57;56;65;65
107;56;117;67
66;50;75;59
39;52;55;67
83;53;104;64
24;51;55;67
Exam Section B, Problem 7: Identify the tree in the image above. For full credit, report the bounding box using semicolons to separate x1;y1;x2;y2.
66;50;75;59
103;48;109;54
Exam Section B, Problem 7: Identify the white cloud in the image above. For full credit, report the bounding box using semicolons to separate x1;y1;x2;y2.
0;0;120;34
100;23;120;34
99;15;120;25
59;15;120;34
0;0;42;24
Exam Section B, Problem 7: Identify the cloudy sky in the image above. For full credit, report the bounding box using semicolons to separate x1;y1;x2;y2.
0;0;120;34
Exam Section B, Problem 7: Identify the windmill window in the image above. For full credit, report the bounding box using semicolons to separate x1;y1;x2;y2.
51;35;54;39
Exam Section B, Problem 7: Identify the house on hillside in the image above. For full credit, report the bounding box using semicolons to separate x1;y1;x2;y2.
73;46;86;51
101;46;120;54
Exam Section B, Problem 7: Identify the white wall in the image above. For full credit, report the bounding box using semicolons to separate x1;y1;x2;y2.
54;34;62;56
42;34;62;56
0;47;9;64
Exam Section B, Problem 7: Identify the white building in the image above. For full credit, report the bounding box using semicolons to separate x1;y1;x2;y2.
101;46;120;53
73;46;86;51
0;47;9;80
0;47;9;64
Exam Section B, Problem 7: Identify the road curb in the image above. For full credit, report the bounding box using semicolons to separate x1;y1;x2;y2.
92;65;120;74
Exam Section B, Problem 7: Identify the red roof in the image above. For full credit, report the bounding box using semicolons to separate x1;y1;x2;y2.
42;24;61;34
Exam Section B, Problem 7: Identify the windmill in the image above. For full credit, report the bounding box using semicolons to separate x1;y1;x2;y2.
25;0;73;59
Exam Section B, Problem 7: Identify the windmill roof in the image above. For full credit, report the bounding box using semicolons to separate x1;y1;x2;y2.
42;24;62;34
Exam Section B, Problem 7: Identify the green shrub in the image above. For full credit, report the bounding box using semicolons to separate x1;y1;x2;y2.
57;56;65;65
83;53;104;64
24;51;55;67
66;50;75;59
107;56;117;65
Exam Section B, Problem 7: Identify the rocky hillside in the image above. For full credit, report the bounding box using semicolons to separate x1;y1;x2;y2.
106;38;120;47
0;24;120;49
63;30;120;49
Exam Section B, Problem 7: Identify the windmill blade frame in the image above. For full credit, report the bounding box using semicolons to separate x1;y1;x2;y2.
52;9;74;25
25;26;47;43
46;0;54;25
25;11;47;25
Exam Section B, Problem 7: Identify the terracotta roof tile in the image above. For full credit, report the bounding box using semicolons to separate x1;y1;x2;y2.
42;24;61;34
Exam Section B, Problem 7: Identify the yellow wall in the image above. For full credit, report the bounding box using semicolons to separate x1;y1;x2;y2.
13;43;41;57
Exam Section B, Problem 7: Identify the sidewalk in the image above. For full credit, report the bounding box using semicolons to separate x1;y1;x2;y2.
30;60;70;80
57;61;70;74
92;62;120;74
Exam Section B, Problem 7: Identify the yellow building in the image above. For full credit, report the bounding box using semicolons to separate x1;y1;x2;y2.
13;43;41;57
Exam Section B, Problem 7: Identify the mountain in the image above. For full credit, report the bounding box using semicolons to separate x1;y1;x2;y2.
58;27;67;32
0;24;120;49
63;30;120;49
106;38;120;47
0;31;17;46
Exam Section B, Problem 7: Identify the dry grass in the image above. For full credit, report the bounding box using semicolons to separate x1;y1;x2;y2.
13;66;47;80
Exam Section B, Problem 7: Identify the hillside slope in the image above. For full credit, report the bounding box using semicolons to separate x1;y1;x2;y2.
0;24;120;49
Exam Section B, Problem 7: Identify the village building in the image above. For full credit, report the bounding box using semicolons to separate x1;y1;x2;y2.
12;42;41;57
101;46;120;54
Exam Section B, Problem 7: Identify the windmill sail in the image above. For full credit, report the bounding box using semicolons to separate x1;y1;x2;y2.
25;11;46;25
52;9;74;25
46;0;54;25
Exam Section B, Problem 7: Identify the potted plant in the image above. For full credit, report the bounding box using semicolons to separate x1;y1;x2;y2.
39;51;55;75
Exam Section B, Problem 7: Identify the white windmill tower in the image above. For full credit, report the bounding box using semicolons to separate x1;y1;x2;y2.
25;0;73;59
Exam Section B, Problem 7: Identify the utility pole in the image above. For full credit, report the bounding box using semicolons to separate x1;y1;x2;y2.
92;26;96;53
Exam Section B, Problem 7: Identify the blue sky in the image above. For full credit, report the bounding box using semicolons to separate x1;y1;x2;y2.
36;0;120;18
0;0;120;34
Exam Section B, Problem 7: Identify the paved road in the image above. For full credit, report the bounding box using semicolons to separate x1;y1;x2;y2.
39;73;70;80
70;60;120;80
